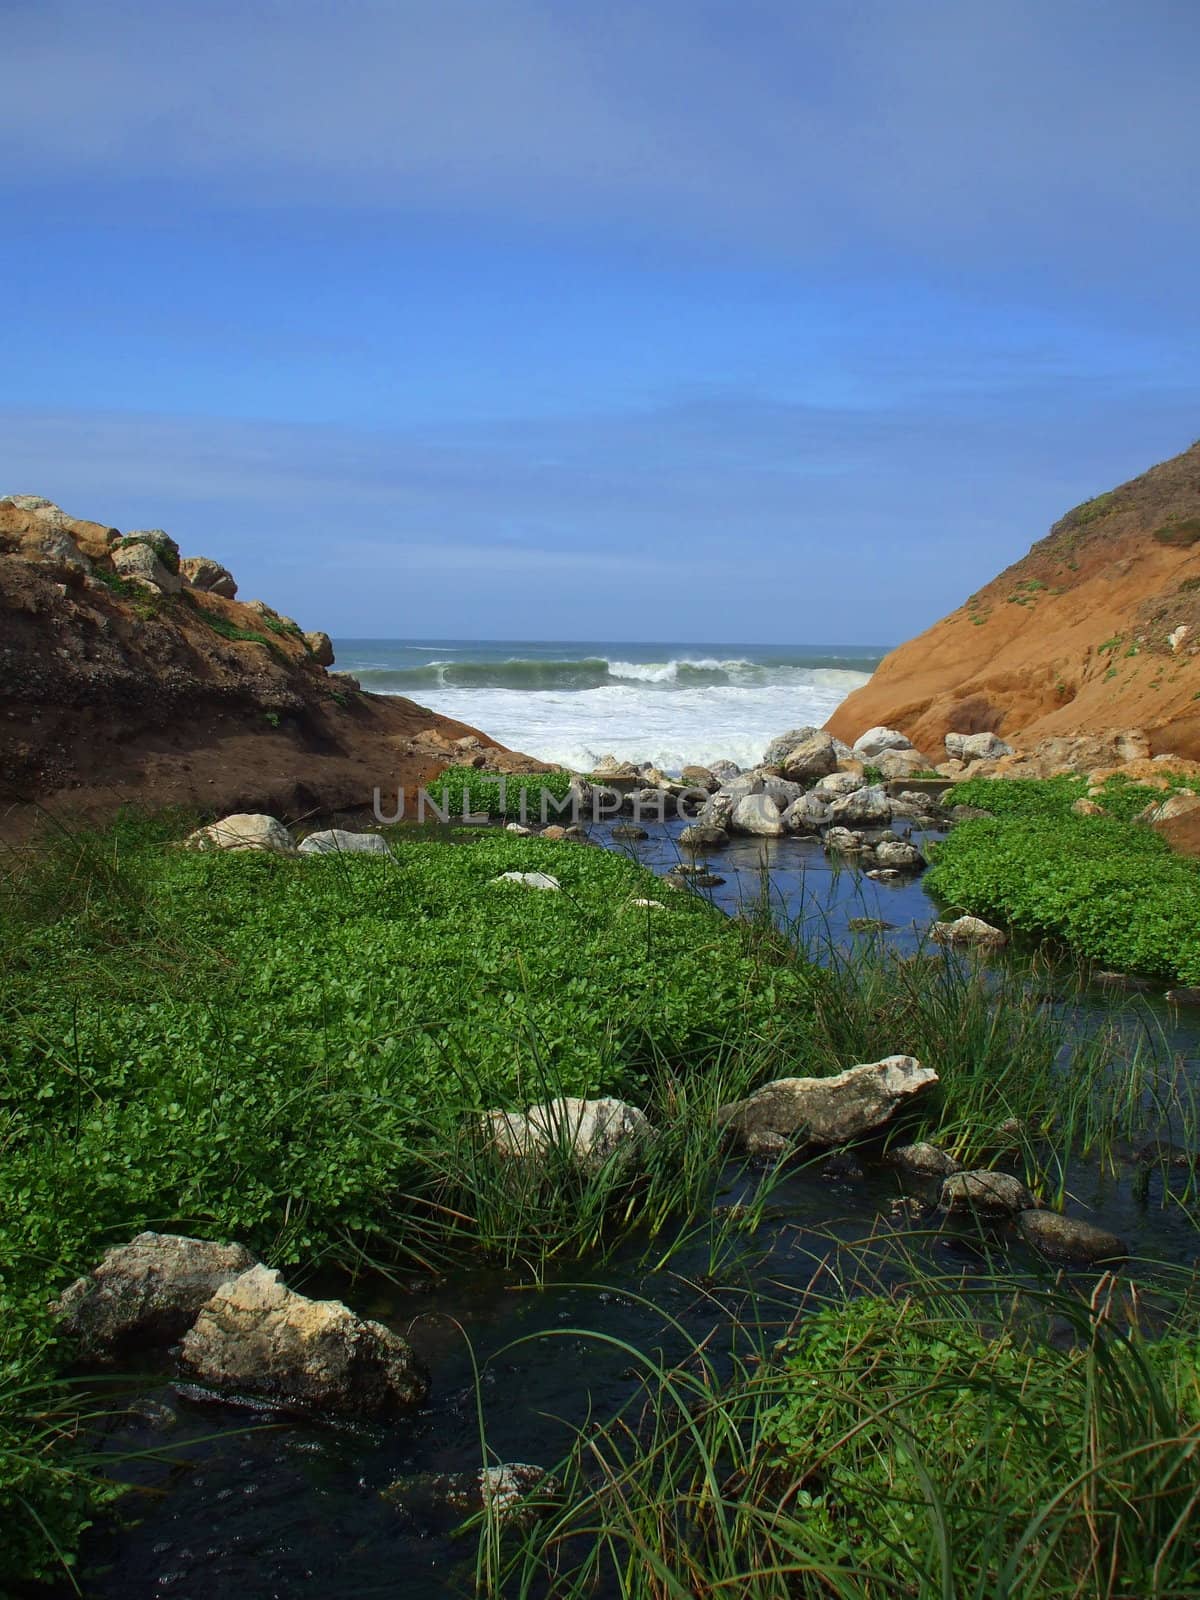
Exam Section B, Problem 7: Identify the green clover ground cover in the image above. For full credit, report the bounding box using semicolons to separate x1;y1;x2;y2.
928;777;1200;983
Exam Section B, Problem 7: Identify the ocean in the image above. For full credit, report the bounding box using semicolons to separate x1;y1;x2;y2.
332;639;885;773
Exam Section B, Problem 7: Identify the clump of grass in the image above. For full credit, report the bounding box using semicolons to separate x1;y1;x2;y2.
1153;517;1200;547
428;765;577;820
492;1269;1200;1599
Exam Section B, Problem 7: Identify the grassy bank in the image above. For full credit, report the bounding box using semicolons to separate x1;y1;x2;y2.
494;1267;1200;1600
927;776;1200;983
0;812;1197;1588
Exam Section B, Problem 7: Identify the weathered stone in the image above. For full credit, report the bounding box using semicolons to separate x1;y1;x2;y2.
680;765;719;792
491;871;561;890
297;829;391;856
761;776;806;809
304;630;335;666
814;771;866;797
708;759;742;783
504;822;533;836
761;727;823;767
484;1096;653;1174
611;822;649;840
940;1170;1035;1214
1015;1209;1127;1264
847;917;895;933
178;1264;428;1419
112;539;182;595
539;825;568;841
873;840;925;870
1138;790;1200;826
1166;986;1200;1006
888;1141;960;1178
865;868;901;882
827;785;892;826
945;732;1013;764
667;868;724;887
852;727;914;761
948;804;994;823
1071;797;1106;817
875;748;930;781
54;1232;256;1363
720;773;765;805
718;1056;937;1156
931;914;1007;947
591;755;640;781
731;793;784;836
778;732;838;783
627;897;666;910
781;792;829;832
678;824;729;849
185;814;294;854
824;826;867;854
179;556;237;599
695;791;736;831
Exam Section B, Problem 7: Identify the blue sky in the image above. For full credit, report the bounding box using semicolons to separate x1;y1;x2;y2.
2;0;1197;642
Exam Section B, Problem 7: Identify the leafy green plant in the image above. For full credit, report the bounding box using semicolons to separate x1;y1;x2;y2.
427;765;576;820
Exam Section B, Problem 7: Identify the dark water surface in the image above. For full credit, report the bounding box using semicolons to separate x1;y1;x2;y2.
69;820;1200;1600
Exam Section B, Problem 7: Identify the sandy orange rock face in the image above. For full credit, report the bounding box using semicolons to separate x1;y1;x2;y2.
827;441;1200;759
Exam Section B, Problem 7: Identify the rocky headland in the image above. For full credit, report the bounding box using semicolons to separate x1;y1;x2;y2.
826;438;1200;759
0;495;544;835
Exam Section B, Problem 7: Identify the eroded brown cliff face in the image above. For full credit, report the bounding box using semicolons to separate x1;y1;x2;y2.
0;497;543;834
826;441;1200;759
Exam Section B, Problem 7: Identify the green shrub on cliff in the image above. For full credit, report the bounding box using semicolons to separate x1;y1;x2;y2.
427;765;576;819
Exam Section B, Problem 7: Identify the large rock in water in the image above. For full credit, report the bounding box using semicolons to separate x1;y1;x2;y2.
178;1264;429;1419
826;785;892;826
1016;1209;1127;1264
185;814;295;854
718;1056;937;1156
54;1232;256;1364
731;793;784;836
931;914;1007;947
940;1170;1035;1214
483;1096;653;1174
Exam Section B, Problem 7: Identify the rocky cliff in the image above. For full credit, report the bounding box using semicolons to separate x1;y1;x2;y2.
0;496;540;833
826;441;1200;759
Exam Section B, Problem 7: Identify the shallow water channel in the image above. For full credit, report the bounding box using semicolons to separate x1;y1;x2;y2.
68;819;1200;1599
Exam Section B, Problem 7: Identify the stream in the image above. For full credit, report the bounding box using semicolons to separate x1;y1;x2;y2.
63;818;1200;1599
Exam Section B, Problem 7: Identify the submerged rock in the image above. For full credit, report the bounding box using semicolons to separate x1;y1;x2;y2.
178;1264;428;1419
888;1141;960;1179
718;1056;937;1156
298;829;391;856
484;1096;654;1174
611;823;649;840
940;1170;1035;1214
185;814;294;854
1016;1209;1127;1264
55;1232;256;1364
678;823;729;849
931;915;1007;947
384;1463;557;1530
